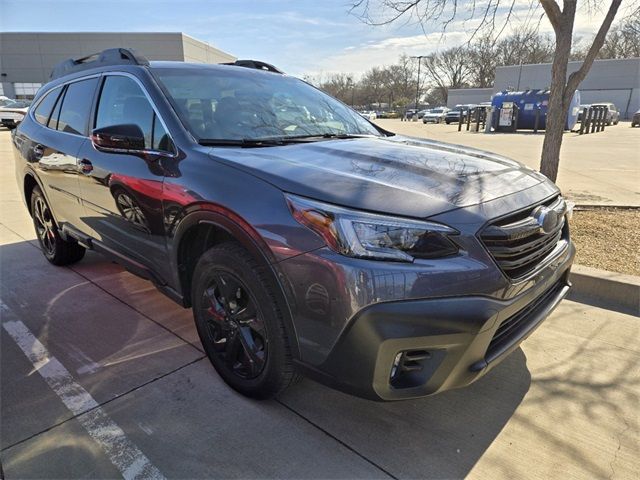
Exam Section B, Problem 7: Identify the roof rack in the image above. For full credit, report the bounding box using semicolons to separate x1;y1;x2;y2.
50;48;150;80
222;59;284;74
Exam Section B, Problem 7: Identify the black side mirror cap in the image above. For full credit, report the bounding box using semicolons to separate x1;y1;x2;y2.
91;124;146;152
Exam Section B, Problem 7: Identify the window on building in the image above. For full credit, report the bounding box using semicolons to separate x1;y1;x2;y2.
96;75;173;153
33;87;63;126
56;78;99;135
13;83;42;99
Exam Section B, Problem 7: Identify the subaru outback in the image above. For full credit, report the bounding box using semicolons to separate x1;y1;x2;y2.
12;49;575;400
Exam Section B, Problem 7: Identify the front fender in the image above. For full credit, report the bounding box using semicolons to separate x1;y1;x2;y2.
170;207;301;359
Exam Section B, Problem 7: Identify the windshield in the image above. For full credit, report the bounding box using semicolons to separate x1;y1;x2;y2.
154;67;381;141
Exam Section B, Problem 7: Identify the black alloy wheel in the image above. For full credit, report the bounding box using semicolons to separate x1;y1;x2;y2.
33;195;56;256
200;272;267;379
191;242;298;399
30;186;85;265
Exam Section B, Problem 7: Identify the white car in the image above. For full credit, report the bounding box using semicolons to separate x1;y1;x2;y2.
0;98;30;129
422;107;449;124
359;110;377;121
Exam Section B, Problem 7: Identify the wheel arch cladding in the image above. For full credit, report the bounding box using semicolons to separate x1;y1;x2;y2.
23;173;39;216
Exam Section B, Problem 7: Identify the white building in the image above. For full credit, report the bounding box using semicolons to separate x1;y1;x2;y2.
448;57;640;119
0;32;236;99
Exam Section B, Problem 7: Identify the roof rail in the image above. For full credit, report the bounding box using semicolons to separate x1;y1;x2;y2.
50;48;150;80
222;59;284;74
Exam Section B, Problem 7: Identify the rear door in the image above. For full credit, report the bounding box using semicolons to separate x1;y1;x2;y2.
19;77;99;231
76;73;176;276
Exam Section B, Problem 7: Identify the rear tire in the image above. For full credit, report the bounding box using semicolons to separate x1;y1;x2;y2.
191;242;299;399
30;186;85;266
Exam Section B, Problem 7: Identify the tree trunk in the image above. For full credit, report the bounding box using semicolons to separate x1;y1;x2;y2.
539;17;574;182
539;0;621;183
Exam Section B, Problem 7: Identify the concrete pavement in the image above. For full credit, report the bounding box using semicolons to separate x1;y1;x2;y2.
375;119;640;207
1;129;638;478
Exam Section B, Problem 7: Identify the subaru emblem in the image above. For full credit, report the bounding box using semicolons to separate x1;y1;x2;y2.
532;206;559;234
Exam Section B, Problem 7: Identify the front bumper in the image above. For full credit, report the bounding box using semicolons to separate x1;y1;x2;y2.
296;249;573;401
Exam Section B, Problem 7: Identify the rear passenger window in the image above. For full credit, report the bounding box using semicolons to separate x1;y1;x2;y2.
48;92;63;130
33;87;62;126
56;78;99;135
96;75;173;153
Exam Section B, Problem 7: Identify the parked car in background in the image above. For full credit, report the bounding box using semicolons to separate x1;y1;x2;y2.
422;107;449;124
444;105;476;124
632;109;640;127
13;49;575;401
377;110;399;119
359;110;377;121
416;109;430;119
0;99;30;129
591;103;619;125
401;108;417;120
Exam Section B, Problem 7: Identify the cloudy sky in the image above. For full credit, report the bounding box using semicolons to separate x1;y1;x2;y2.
1;0;621;77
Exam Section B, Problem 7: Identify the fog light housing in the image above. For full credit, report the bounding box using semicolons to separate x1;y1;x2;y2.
390;349;446;389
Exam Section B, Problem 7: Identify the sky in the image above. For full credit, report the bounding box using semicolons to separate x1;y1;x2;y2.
0;0;618;78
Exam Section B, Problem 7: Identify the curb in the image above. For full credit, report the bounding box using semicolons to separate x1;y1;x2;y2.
568;265;639;316
573;204;640;210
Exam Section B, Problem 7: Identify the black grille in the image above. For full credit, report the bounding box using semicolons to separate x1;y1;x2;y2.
487;280;565;357
480;196;567;279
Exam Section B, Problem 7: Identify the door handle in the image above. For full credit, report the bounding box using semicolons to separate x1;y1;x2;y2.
79;158;94;174
32;144;44;160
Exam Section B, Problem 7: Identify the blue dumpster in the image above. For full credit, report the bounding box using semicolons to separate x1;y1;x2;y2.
491;89;581;130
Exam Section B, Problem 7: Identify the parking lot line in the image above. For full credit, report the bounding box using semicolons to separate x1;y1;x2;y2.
1;301;166;480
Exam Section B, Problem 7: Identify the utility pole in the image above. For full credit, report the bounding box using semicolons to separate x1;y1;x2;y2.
351;79;355;107
410;55;426;119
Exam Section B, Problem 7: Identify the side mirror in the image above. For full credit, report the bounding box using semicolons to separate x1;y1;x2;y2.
91;124;145;153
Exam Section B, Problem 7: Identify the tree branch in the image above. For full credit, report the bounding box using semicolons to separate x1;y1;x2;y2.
564;0;623;101
539;0;562;31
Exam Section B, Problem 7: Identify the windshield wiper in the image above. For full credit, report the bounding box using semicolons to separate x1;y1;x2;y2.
283;133;376;140
198;133;377;148
198;138;286;147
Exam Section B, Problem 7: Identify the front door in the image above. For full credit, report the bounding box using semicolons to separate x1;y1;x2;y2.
76;74;176;277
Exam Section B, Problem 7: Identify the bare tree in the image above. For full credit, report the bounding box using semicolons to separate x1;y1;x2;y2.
468;35;499;88
422;47;472;102
494;29;556;66
597;13;640;58
350;0;633;182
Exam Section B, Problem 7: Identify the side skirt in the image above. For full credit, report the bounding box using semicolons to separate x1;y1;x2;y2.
61;225;188;308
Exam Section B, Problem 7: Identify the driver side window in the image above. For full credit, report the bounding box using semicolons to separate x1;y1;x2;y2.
96;76;174;153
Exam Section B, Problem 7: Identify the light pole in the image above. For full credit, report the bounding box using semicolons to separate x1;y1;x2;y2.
410;55;426;119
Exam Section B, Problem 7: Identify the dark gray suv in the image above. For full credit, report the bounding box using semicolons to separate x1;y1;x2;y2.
13;49;575;400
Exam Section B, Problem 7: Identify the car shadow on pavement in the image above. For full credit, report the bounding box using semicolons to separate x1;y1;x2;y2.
277;343;531;479
1;239;532;479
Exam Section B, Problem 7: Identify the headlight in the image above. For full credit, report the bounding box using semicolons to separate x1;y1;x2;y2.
286;194;459;262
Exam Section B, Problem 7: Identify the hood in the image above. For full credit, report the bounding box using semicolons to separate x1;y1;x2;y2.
0;106;28;114
207;135;552;218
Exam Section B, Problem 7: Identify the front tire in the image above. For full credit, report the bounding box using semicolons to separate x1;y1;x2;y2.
30;186;85;266
191;242;298;399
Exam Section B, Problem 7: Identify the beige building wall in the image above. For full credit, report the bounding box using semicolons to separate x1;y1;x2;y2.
0;32;236;98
